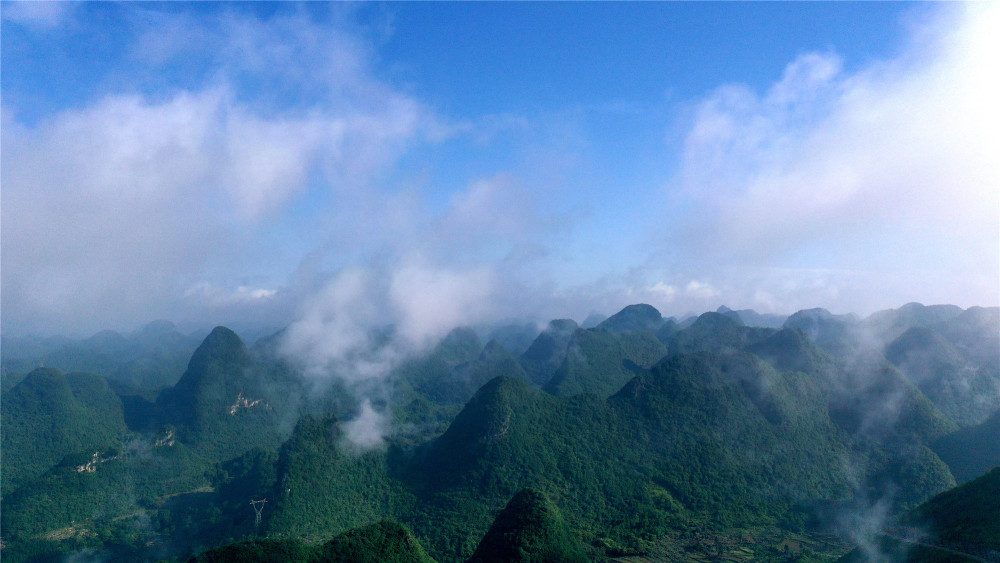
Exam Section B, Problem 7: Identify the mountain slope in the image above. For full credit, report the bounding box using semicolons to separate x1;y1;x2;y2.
866;302;965;344
886;324;1000;427
667;312;775;356
1;368;125;494
397;327;486;404
265;415;409;541
783;308;861;360
596;304;664;334
153;327;295;460
407;338;531;406
932;409;1000;482
317;520;437;563
542;328;666;397
417;352;953;558
519;319;579;387
188;520;435;563
749;326;957;449
904;466;1000;554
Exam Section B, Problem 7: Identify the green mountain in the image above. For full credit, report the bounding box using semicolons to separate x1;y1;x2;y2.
610;353;862;518
189;520;434;563
418;354;951;557
468;488;587;563
1;368;126;494
542;327;666;397
0;327;311;561
403;336;532;406
265;415;409;541
778;304;999;432
866;302;965;344
519;319;579;387
783;308;862;360
413;376;656;559
154;327;296;460
933;306;1000;368
184;347;960;561
317;520;437;563
595;304;664;334
3;303;992;563
397;327;486;404
932;409;1000;482
827;363;957;448
886;326;1000;427
904;466;1000;554
458;340;531;394
747;327;837;376
188;537;313;563
0;436;206;547
749;324;957;450
666;312;775;356
483;323;541;357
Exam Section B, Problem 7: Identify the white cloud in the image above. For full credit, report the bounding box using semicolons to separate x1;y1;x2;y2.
389;258;496;348
1;9;442;336
342;399;388;451
649;282;677;303
685;280;718;300
5;3;996;341
444;175;531;240
220;110;328;218
278;268;389;381
669;3;999;313
184;283;278;307
279;258;496;374
1;1;73;30
275;256;497;449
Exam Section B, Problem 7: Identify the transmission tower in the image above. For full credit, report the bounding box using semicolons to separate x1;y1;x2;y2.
250;498;267;532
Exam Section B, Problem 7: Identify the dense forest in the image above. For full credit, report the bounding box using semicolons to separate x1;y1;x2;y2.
2;302;998;562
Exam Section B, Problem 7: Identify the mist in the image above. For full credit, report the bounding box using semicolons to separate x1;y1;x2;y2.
273;259;498;447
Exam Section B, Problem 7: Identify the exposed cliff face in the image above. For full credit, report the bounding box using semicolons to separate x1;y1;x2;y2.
229;391;268;415
75;450;120;473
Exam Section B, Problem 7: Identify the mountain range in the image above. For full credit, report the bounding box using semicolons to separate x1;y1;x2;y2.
1;302;997;562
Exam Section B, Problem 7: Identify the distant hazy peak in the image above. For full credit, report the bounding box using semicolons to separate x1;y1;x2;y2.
545;319;579;334
597;303;664;334
692;310;744;328
479;339;512;361
580;312;607;329
181;326;248;378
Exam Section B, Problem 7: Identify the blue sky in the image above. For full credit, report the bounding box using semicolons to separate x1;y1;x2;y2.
2;2;998;340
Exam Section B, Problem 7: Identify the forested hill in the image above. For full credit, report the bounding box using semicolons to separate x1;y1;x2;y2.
1;302;997;562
